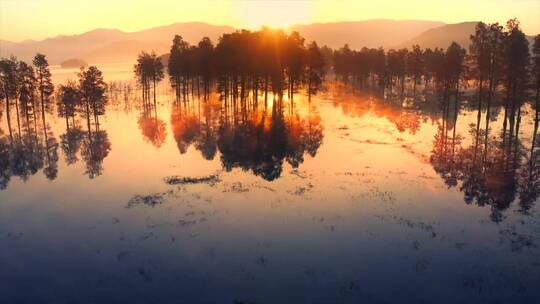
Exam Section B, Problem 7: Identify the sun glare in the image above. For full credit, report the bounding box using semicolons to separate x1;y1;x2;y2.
237;1;314;30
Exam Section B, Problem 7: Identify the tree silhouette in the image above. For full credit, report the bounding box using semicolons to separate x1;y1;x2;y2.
168;35;191;101
469;22;490;120
162;28;326;108
17;61;37;138
387;48;408;96
79;66;107;129
333;44;353;82
78;66;111;178
534;35;540;121
134;51;164;106
305;41;325;98
501;19;530;156
406;45;424;97
28;55;57;180
33;54;54;126
531;35;540;170
57;81;81;130
197;37;214;98
285;31;307;100
0;56;19;145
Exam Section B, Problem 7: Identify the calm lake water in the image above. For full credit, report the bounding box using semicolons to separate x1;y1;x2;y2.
1;64;539;304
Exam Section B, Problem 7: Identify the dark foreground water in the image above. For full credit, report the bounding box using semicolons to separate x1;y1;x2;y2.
1;65;539;304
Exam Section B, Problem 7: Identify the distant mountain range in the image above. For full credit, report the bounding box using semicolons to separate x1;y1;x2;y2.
400;21;537;50
0;22;234;64
397;22;479;49
0;20;537;65
290;19;445;49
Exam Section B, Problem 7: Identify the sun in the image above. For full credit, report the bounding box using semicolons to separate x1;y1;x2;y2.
237;0;315;30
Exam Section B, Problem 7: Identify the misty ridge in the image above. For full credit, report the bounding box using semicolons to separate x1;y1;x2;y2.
2;19;536;65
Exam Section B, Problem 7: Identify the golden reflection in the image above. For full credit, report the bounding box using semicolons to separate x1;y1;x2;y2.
168;90;323;181
329;83;425;135
1;72;539;221
138;114;167;149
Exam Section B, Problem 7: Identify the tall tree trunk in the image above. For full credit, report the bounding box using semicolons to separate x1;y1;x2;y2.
5;94;13;146
86;98;92;137
197;76;200;99
473;77;483;167
502;84;510;149
41;98;49;166
483;75;494;170
153;77;157;108
534;77;540;151
413;76;417;99
39;69;46;135
264;76;268;108
452;80;459;157
14;98;21;138
529;89;539;178
290;78;294;102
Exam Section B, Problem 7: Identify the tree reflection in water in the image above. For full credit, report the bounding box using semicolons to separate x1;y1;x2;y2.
60;126;84;165
327;81;540;222
429;92;538;222
81;126;111;179
0;75;538;222
0;95;58;186
138;101;167;149
170;91;323;181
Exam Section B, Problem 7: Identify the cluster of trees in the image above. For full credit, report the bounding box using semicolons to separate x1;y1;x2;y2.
132;27;332;173
426;21;540;221
334;20;540;176
0;54;111;187
131;20;537;131
133;52;164;106
334;43;467;97
2;18;539;201
1;54;108;134
134;28;329;106
430;100;540;222
1;55;53;143
329;77;540;221
0;54;58;184
56;65;112;178
333;20;538;110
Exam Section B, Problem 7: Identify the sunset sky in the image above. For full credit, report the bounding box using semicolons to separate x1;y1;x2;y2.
1;0;539;42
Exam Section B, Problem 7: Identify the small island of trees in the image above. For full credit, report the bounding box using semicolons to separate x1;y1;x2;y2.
60;58;88;69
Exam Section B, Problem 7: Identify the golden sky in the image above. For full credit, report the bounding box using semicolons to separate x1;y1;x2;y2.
1;0;539;41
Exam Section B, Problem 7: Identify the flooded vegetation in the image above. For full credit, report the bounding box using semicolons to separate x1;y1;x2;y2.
1;20;540;304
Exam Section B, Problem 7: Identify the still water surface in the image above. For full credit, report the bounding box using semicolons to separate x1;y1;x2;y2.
1;64;539;303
